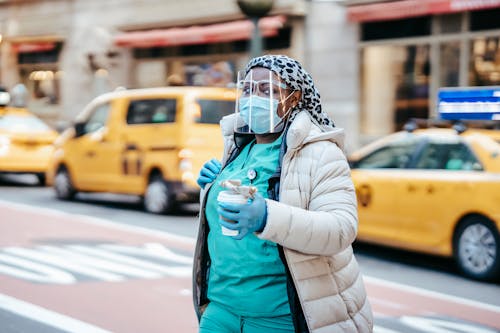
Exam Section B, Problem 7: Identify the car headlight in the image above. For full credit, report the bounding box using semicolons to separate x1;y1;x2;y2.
0;135;10;144
181;171;195;182
0;135;11;155
178;149;194;183
179;159;193;171
178;149;193;171
0;92;10;106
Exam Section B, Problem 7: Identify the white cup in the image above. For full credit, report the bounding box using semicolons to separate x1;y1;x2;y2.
217;190;248;236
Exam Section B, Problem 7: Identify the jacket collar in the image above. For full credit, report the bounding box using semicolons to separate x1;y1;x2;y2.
220;111;346;152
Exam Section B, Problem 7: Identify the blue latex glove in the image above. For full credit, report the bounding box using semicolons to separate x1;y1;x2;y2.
217;193;267;240
197;159;221;189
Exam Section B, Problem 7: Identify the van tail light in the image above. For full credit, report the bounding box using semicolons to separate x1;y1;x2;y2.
181;171;195;183
178;148;193;159
191;104;201;122
179;159;193;171
178;148;194;182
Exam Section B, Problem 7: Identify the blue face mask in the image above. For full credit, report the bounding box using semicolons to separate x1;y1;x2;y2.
238;96;281;134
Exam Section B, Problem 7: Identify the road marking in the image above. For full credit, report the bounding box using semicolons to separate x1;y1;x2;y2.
0;253;76;284
369;297;409;310
2;199;500;323
0;243;193;284
399;316;497;333
39;245;163;279
4;247;125;282
364;276;500;314
373;326;401;333
0;199;196;247
180;289;191;296
0;293;111;333
69;244;192;272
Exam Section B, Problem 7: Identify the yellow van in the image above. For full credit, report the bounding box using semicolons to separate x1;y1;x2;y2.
46;86;236;213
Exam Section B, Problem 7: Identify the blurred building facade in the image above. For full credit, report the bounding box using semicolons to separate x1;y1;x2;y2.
347;0;500;144
0;0;499;150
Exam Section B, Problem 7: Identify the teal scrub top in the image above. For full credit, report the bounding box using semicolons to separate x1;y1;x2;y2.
205;135;290;317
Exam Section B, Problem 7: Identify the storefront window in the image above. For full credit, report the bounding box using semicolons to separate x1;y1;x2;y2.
440;41;460;87
130;26;291;89
29;70;60;103
17;43;62;119
134;59;237;88
184;61;235;87
135;61;167;88
19;67;61;117
361;44;430;136
470;37;500;86
437;14;462;34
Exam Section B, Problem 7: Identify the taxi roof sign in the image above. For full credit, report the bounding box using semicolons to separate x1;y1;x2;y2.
437;86;500;121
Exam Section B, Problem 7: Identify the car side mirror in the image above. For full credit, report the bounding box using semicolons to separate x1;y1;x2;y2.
74;122;86;137
55;120;71;133
471;163;483;171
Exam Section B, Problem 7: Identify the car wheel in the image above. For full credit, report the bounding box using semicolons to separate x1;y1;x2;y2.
144;177;173;214
54;167;76;200
454;217;500;281
36;173;46;186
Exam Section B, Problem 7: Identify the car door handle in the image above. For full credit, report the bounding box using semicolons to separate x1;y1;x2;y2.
407;184;417;192
125;144;138;151
426;185;435;194
86;151;96;157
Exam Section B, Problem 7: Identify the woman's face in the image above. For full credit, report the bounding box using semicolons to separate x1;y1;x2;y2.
244;67;301;118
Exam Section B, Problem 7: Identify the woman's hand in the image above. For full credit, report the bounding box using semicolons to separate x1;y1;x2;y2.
217;193;267;240
197;159;221;189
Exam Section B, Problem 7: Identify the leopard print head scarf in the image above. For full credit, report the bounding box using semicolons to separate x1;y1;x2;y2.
245;54;335;129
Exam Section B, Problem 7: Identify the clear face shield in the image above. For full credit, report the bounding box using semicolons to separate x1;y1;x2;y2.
234;69;293;134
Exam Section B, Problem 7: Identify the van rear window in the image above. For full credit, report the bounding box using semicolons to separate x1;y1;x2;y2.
127;99;176;124
195;99;235;124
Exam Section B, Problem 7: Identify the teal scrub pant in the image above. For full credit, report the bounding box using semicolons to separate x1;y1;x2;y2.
199;301;295;333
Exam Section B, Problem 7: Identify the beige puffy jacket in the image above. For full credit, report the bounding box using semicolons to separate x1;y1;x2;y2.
193;111;373;333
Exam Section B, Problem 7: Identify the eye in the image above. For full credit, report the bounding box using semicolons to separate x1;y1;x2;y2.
259;83;272;97
241;83;252;96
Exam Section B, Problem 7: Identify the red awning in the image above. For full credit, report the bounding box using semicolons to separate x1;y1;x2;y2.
348;0;500;22
114;15;286;48
11;42;56;53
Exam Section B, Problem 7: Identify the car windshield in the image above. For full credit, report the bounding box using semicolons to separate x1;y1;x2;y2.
0;115;51;133
355;136;420;169
415;142;482;170
195;99;235;124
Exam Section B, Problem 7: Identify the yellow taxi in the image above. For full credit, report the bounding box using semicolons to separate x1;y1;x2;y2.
0;107;58;185
469;128;500;143
349;126;500;281
47;86;236;213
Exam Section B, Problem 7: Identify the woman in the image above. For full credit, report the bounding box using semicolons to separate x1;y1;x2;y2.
193;55;373;333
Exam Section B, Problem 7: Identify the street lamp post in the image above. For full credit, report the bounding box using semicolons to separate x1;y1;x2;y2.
236;0;274;59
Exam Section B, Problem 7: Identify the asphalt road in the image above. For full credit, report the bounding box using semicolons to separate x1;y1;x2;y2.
1;174;499;333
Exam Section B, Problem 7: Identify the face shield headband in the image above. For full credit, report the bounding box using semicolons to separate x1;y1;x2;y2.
234;69;294;135
244;55;336;130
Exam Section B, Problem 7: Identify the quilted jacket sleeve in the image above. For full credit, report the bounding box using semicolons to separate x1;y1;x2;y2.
258;141;358;256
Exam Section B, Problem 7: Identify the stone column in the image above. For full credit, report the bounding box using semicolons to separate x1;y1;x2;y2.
304;1;360;152
0;19;21;89
361;46;400;138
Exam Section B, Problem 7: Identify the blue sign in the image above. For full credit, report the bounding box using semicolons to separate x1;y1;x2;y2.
437;86;500;121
